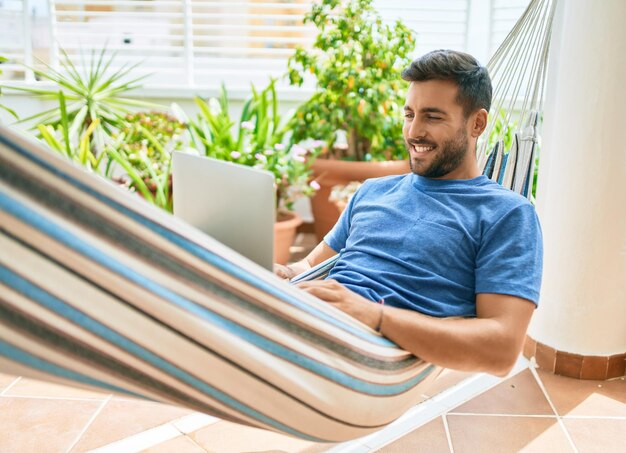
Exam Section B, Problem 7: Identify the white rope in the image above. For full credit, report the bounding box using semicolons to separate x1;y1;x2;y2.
477;0;558;199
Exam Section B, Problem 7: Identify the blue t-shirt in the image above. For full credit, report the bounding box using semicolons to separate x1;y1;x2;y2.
324;174;543;318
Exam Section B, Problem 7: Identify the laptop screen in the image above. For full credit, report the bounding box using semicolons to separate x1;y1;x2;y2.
172;152;276;270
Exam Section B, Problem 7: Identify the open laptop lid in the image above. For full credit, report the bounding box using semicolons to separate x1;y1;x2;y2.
172;152;276;270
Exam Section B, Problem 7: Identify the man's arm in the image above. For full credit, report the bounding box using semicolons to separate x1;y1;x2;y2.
274;241;338;279
380;292;534;376
296;280;534;376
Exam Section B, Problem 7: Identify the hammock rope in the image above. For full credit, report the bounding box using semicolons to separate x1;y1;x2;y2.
479;0;557;200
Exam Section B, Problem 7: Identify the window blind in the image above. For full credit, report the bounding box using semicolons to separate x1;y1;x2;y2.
490;0;528;54
0;0;530;91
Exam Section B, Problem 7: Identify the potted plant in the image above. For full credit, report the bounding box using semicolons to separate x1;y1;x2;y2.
108;110;186;212
184;79;321;264
5;48;186;212
286;0;416;239
4;48;158;157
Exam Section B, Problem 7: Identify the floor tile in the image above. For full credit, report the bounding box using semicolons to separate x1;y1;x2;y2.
446;415;573;453
378;416;449;453
562;418;626;453
188;420;332;453
70;399;192;452
141;435;206;453
5;376;110;400
0;373;19;393
537;370;626;417
451;369;553;415
422;369;475;398
0;397;102;452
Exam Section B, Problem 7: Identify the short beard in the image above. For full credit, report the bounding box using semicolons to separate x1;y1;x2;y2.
407;128;469;178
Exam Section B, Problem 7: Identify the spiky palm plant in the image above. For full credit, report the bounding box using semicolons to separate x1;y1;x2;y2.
4;47;158;154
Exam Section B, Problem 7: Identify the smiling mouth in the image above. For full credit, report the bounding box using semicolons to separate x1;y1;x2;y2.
410;144;435;156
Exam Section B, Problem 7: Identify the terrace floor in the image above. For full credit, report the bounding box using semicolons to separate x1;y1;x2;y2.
1;233;624;453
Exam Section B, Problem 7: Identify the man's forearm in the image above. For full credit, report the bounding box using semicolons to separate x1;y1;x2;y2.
380;306;524;376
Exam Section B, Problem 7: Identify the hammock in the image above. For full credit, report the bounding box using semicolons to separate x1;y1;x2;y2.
0;0;555;443
0;128;439;443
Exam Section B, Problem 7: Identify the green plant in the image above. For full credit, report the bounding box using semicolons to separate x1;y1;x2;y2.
36;91;105;172
286;0;415;162
106;132;174;212
486;110;516;152
5;48;157;154
101;111;186;213
116;111;185;178
5;48;179;211
0;56;18;119
185;79;321;212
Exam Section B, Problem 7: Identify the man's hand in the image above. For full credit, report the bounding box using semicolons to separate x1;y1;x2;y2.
273;241;338;280
296;279;383;331
273;263;298;280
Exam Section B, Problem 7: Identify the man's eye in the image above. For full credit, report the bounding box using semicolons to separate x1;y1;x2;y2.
427;116;442;121
404;113;414;119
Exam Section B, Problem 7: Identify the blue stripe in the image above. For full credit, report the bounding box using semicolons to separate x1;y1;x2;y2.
0;339;140;397
497;153;509;185
0;132;395;348
0;194;431;396
0;263;325;441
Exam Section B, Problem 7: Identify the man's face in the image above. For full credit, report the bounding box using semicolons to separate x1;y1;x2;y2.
403;80;472;179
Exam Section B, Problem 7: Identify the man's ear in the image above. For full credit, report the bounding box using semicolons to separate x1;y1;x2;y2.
470;109;488;138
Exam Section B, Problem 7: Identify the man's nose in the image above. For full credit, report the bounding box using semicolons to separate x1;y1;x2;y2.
407;117;426;139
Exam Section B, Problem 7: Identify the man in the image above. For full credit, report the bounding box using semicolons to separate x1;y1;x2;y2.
275;49;543;377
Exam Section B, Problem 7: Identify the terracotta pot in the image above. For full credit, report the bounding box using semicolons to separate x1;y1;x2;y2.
274;210;303;265
310;158;410;241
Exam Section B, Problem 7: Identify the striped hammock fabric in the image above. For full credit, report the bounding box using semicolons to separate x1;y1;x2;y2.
0;126;440;443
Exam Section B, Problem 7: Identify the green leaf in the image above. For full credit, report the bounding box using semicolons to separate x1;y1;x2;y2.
137;124;165;154
269;79;280;136
140;151;166;208
106;145;155;204
58;91;73;158
79;117;100;166
37;124;64;153
68;105;89;140
0;103;18;120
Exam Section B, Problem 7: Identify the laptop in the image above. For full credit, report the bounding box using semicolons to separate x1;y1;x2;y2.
172;152;276;270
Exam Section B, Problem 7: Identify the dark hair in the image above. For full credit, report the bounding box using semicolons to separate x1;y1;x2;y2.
401;49;492;116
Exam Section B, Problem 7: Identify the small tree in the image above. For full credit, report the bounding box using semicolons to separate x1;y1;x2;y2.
286;0;415;161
